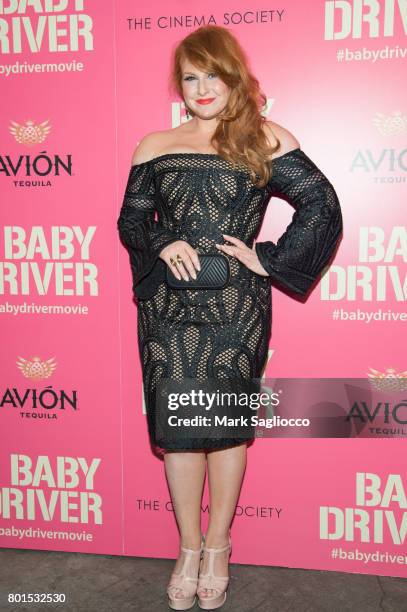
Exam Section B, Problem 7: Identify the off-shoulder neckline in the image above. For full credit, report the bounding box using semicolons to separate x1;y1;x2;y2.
130;147;302;169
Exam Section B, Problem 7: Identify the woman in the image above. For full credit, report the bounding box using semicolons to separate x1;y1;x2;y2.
117;25;343;611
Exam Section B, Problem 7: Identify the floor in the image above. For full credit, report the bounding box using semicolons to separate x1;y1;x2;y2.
0;548;406;611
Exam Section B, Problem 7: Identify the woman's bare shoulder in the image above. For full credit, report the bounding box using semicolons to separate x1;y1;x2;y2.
131;129;172;165
263;120;301;159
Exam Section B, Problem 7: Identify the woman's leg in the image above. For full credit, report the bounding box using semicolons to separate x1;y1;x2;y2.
199;442;247;598
164;449;207;548
164;449;207;599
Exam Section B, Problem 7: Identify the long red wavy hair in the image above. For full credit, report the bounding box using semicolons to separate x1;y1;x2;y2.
170;25;281;187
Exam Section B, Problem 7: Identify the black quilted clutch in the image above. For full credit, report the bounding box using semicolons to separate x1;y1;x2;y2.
165;253;230;289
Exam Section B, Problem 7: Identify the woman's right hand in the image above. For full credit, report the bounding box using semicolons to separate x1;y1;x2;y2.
159;240;201;281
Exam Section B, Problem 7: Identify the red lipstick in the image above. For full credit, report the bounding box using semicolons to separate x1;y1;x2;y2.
196;98;215;105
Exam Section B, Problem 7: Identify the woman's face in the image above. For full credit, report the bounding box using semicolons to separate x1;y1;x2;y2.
180;58;231;120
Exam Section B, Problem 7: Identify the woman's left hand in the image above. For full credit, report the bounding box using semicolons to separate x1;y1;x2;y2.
215;234;269;277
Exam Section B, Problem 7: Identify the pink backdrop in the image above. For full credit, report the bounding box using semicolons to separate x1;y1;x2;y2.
1;0;406;578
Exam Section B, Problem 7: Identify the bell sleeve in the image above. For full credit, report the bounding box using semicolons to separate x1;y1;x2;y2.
255;148;343;296
117;161;179;297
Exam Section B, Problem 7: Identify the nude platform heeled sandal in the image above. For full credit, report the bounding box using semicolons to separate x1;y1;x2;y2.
167;534;205;611
197;531;232;610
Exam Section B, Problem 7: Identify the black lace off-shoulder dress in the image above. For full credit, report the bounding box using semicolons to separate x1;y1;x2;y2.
117;149;343;452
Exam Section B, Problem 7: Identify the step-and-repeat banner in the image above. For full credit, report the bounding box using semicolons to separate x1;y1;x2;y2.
1;1;406;579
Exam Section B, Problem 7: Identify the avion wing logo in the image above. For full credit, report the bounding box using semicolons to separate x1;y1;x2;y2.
367;366;407;392
9;119;51;145
1;117;73;188
341;111;407;184
17;355;57;380
0;355;78;420
372;111;407;136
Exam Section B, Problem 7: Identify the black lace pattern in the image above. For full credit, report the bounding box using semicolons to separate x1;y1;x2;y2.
117;149;343;451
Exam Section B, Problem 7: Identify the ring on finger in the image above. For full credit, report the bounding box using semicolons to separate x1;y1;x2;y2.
170;255;182;266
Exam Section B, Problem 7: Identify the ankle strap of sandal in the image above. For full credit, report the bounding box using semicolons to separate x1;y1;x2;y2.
180;533;205;555
203;533;231;554
180;545;203;554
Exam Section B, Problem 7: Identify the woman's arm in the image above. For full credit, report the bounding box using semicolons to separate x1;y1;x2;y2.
255;147;343;296
117;137;179;295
